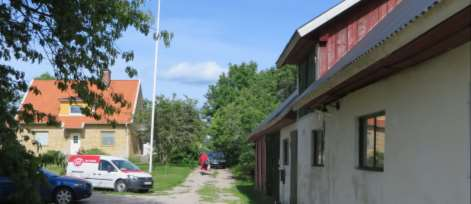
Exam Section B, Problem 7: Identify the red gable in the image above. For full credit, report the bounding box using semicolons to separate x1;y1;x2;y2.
21;80;140;129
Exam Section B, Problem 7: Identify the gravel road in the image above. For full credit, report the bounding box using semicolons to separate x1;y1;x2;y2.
76;168;238;204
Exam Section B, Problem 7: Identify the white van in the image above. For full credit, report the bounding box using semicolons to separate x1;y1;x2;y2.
66;155;153;192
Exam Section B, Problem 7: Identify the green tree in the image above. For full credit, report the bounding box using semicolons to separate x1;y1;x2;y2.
34;72;55;80
153;95;206;165
0;1;171;202
131;99;152;144
203;62;258;119
204;62;296;175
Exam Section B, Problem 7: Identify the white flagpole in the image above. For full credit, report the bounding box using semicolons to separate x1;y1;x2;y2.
149;0;161;173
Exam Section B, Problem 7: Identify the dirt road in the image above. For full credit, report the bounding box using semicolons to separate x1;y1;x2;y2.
80;168;239;204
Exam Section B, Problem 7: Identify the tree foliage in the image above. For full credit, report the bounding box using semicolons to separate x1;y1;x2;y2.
204;62;297;175
149;95;206;165
130;98;152;146
34;72;55;80
0;1;156;202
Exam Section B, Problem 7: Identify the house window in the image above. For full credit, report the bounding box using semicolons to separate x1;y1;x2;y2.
34;131;48;146
359;112;386;171
298;50;317;92
101;131;115;146
283;139;289;165
69;105;82;115
312;129;324;166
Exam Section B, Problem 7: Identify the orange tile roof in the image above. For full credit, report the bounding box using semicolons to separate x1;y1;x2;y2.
21;80;140;129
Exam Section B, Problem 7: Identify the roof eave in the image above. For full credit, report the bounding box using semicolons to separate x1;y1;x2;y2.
276;0;362;67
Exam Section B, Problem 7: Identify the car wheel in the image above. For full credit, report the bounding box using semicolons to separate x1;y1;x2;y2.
114;180;127;192
54;187;73;204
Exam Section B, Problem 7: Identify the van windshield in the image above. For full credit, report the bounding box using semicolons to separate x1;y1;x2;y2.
112;160;140;171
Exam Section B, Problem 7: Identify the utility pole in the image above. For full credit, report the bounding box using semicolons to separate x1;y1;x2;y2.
149;0;161;173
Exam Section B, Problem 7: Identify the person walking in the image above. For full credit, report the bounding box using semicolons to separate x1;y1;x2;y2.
199;152;209;174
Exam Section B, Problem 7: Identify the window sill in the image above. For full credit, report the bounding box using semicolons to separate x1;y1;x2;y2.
312;164;324;167
68;114;83;116
357;166;383;172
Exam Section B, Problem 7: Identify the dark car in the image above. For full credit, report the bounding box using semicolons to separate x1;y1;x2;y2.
208;152;226;169
0;168;92;204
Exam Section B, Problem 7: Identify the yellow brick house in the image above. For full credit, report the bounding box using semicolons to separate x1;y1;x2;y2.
18;71;143;158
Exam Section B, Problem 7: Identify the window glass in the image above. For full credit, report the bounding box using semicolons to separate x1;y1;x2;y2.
72;135;79;144
283;139;289;165
112;160;140;171
99;160;116;172
70;105;82;115
101;132;114;146
375;115;386;167
298;50;317;92
312;130;325;166
365;124;375;167
359;112;386;171
34;131;48;146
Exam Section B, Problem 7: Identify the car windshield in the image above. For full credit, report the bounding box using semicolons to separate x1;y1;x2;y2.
209;152;225;159
112;160;140;171
40;168;59;177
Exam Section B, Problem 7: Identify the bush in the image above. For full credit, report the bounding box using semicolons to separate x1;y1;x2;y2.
234;143;255;179
40;150;67;168
80;148;107;155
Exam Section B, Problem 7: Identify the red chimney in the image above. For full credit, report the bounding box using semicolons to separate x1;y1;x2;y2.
103;69;111;87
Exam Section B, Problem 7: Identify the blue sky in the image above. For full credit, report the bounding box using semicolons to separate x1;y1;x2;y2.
8;0;340;105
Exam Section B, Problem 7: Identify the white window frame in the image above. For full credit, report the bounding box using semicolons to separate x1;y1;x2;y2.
34;131;49;146
69;105;83;116
101;131;115;146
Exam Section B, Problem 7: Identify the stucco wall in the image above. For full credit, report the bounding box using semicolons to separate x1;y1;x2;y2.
279;123;296;204
289;41;470;204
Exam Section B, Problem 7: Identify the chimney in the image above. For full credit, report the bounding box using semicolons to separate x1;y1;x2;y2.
102;69;111;87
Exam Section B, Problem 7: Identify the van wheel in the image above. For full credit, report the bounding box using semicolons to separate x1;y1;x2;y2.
54;187;73;204
114;180;127;192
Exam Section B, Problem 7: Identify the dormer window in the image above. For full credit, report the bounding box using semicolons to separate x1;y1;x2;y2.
70;105;83;115
298;48;317;92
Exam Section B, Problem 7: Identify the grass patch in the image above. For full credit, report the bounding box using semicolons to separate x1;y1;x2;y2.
197;183;219;202
136;163;194;192
44;164;65;175
227;169;274;204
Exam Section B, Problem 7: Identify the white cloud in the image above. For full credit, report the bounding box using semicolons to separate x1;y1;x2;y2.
163;61;226;84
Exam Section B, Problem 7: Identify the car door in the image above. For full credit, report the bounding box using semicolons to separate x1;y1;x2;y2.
94;160;118;189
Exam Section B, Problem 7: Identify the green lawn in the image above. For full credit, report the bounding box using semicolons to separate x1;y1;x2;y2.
136;163;193;192
44;162;193;193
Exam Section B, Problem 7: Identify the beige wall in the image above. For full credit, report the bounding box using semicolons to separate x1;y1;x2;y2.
18;126;68;154
18;124;140;158
82;125;130;158
287;41;470;204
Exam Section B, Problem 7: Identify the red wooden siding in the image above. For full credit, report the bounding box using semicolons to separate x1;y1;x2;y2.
255;137;266;192
318;0;401;77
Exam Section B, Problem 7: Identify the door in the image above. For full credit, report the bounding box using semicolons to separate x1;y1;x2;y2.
70;133;81;154
92;160;118;188
266;132;280;202
290;131;298;204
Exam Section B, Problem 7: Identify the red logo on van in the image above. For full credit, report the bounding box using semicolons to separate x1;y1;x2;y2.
73;157;84;166
68;155;100;166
